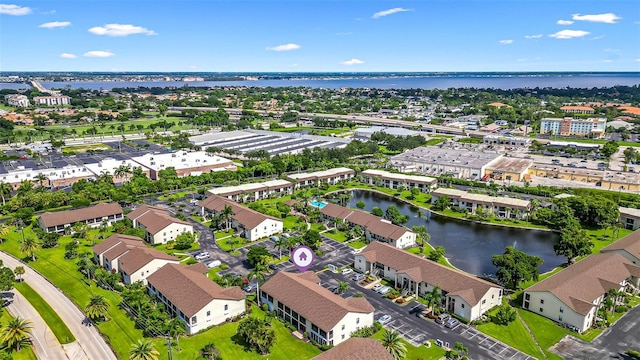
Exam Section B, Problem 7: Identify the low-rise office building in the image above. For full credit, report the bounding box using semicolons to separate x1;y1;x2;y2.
147;263;246;335
320;203;416;248
84;158;150;183
355;242;503;321
39;202;124;233
482;157;533;182
360;169;437;192
523;253;640;333
482;135;531;147
33;95;71;106
431;188;530;219
131;151;236;180
261;271;375;346
206;179;292;203
560;105;595;114
127;205;194;245
287;167;355;188
200;195;283;241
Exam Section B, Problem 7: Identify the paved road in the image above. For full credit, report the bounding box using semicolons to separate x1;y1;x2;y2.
0;252;117;360
4;290;68;360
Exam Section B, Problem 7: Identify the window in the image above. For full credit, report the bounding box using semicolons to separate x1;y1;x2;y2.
341;325;345;330
341;334;345;340
539;308;543;313
224;304;228;311
207;311;211;316
525;293;530;301
540;299;544;304
356;318;360;324
482;299;486;305
559;307;564;313
191;316;197;325
461;304;465;308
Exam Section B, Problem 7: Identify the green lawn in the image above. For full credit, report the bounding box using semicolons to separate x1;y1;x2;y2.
1;227;143;360
0;310;37;360
587;227;633;254
425;138;446;146
153;306;321;360
323;230;348;242
477;315;545;359
517;309;573;360
371;330;446;360
61;143;113;154
216;237;248;252
346;240;367;249
14;282;76;344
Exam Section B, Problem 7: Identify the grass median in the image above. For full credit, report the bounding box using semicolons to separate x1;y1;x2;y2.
14;282;76;344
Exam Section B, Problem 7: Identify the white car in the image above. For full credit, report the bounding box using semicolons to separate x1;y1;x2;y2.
341;268;353;276
195;252;210;260
377;286;392;295
377;315;392;324
372;284;383;292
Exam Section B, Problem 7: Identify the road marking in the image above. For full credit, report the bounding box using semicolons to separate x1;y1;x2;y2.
11;302;48;358
488;342;497;349
499;347;508;354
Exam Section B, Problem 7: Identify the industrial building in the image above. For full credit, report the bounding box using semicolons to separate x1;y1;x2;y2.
390;147;502;180
131;151;236;180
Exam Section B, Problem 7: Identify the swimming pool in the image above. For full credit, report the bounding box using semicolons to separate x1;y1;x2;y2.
310;200;328;209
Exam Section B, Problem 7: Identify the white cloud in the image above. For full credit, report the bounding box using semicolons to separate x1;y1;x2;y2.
372;7;410;19
524;34;543;39
636;58;640;62
39;21;71;29
288;63;299;67
499;39;513;45
59;53;77;59
556;20;574;25
341;58;364;65
89;23;157;37
0;4;31;15
572;13;621;24
548;29;590;39
266;43;300;51
84;50;114;58
188;65;197;69
589;35;605;40
604;60;613;63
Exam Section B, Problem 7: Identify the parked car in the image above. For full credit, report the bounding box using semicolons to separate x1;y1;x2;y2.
372;284;383;292
351;248;362;255
377;286;391;295
195;252;210;260
435;313;451;325
352;273;365;282
445;318;460;329
377;315;392;324
341;268;353;276
206;260;222;269
243;284;256;293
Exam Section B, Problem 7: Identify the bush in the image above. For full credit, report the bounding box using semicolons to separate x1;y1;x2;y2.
492;305;516;325
184;258;198;265
350;324;378;338
396;298;405;304
616;305;630;313
627;350;640;359
219;263;229;270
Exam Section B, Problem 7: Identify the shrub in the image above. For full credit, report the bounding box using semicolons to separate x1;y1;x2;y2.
627;350;640;359
616;305;630;313
396;298;405;304
219;263;229;270
262;304;269;312
492;305;516;325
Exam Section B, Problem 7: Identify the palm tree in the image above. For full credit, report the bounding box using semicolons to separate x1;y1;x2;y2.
423;286;444;315
165;317;186;342
14;266;25;282
412;225;430;249
273;236;287;260
19;236;40;261
380;330;407;360
0;223;9;243
199;342;220;360
0;317;33;351
337;281;350;296
114;165;132;182
34;173;48;188
129;339;159;360
220;205;235;231
85;295;109;321
0;182;11;206
249;263;268;306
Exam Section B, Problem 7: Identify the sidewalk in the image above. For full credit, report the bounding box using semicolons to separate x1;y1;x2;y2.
5;289;68;360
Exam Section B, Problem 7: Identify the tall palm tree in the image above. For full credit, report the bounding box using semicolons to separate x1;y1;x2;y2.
129;339;159;360
0;317;33;351
34;173;48;188
273;236;287;260
114;165;132;183
249;263;268;306
337;281;350;295
19;236;40;261
85;295;110;321
423;286;444;315
380;330;407;360
221;205;235;231
0;223;9;243
0;182;11;206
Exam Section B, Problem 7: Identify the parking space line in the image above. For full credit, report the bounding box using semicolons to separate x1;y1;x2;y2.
498;347;508;354
487;341;497;349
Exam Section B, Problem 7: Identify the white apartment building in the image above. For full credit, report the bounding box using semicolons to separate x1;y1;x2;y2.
287;167;355;188
360;169;437;192
431;188;531;219
33;95;71;106
127;205;194;245
5;94;30;107
539;117;607;138
206;179;292;203
131;151;236;180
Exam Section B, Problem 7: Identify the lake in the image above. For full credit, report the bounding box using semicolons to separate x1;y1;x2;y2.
346;190;564;277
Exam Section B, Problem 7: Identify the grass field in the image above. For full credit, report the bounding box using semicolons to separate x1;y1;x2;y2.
14;282;76;344
477;315;545;359
152;306;321;360
0;310;37;360
62;143;113;154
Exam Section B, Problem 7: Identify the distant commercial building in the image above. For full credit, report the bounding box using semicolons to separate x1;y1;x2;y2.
482;135;530;147
431;188;531;219
39;202;124;233
4;94;30;107
390;147;502;180
84;158;150;183
539;117;607;138
353;126;419;140
131;151;236;180
287;167;355;189
483;157;533;182
360;169;437;192
33;95;71;106
560;105;595;115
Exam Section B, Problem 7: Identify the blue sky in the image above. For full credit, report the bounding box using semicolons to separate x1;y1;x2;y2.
1;0;639;72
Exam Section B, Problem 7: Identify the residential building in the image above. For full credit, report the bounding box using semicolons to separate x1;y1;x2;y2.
390;147;502;180
118;247;180;284
601;229;640;265
355;242;503;321
39;202;124;233
200;195;283;241
539;117;607;138
92;234;146;270
431;188;530;219
131;151;236;180
127;205;194;245
206;179;292;203
311;337;393;360
33;95;71;106
260;271;374;346
360;169;437;192
560;105;595;114
84;158;150;183
287;167;355;189
4;94;30;107
619;207;640;231
319;203;416;248
523;253;640;333
147;263;246;335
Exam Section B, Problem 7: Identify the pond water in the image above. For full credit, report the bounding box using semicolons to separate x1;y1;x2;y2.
346;190;564;277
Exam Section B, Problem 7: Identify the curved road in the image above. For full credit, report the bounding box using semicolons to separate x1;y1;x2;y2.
0;252;117;360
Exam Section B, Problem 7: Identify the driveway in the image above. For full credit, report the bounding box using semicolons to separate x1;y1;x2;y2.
0;252;117;360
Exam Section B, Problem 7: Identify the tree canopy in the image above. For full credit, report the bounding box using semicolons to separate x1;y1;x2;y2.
492;246;543;290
